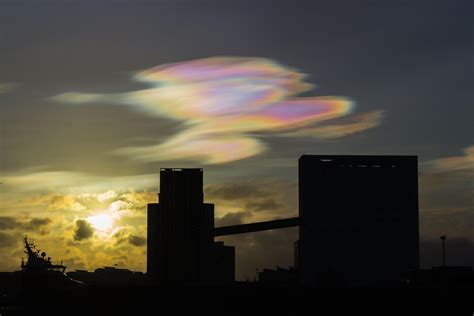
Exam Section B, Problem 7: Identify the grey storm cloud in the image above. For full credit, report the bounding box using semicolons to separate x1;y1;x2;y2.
112;229;146;247
73;219;94;241
0;216;52;234
128;235;146;247
215;211;253;227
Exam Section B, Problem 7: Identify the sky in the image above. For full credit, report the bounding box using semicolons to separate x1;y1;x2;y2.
0;0;473;279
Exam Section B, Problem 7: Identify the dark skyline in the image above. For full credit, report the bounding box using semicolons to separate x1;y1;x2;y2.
0;0;472;279
5;159;472;290
145;159;421;287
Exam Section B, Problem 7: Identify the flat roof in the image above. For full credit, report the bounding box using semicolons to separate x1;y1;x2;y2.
160;168;203;172
299;155;417;163
299;154;417;159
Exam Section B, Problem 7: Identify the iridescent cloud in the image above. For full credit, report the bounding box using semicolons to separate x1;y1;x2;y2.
53;57;382;164
279;110;383;139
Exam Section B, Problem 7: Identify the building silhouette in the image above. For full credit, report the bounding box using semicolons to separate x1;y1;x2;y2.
3;154;473;316
298;155;419;286
258;267;297;285
147;168;234;285
147;157;421;286
67;267;145;286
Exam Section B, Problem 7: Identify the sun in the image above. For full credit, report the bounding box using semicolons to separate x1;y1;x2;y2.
87;213;114;232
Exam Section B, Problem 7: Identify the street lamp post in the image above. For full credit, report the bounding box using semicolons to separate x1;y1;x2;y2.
440;235;446;267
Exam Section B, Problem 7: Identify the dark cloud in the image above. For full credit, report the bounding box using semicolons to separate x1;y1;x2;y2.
205;182;270;200
24;218;52;231
205;180;296;220
73;219;94;241
0;217;17;230
0;216;52;234
215;211;253;227
0;232;17;248
128;235;146;247
245;198;284;212
112;229;146;247
420;238;474;268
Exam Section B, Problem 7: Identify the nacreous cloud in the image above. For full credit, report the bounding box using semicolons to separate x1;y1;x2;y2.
53;57;382;164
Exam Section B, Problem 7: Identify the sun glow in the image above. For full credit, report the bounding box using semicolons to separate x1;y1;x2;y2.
87;213;114;232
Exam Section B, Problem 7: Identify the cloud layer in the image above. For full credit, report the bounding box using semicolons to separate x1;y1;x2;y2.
53;57;382;164
0;216;52;234
424;145;474;174
74;219;94;241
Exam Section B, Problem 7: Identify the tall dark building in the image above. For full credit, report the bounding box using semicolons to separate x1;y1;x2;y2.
147;168;234;285
298;155;419;286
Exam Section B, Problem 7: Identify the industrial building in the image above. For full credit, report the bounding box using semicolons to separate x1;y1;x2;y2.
147;168;234;285
298;155;419;286
147;155;420;287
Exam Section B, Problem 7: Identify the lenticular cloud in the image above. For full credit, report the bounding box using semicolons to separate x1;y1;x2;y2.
53;57;381;164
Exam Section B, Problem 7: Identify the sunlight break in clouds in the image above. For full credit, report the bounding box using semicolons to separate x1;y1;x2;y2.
53;57;382;164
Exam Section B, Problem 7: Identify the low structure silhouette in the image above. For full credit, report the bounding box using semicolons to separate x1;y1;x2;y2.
258;267;298;285
67;267;146;286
